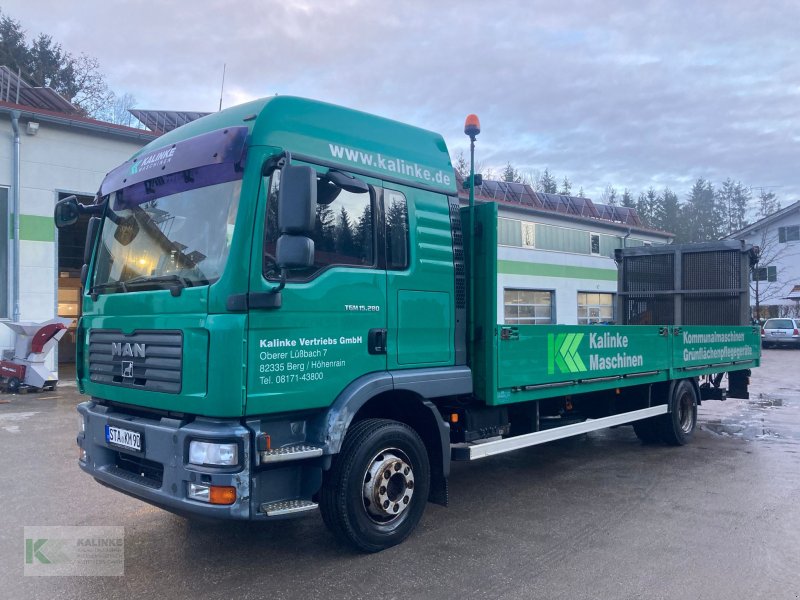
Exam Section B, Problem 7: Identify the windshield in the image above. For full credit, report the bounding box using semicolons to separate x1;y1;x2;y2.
93;164;242;293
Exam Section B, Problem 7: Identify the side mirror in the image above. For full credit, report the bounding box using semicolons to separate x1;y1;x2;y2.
54;195;80;228
325;170;369;194
278;165;316;235
276;235;314;269
275;165;316;271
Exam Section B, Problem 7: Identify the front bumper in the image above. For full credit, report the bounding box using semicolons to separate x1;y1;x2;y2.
77;401;252;519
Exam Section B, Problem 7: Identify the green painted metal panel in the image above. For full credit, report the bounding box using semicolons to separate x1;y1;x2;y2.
397;290;451;364
497;324;671;390
19;214;55;242
498;260;618;281
671;326;761;375
464;202;499;404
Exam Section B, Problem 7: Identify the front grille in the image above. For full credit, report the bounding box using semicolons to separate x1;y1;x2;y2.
89;330;182;394
109;452;163;489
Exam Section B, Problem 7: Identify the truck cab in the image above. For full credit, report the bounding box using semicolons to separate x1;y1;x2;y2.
66;97;467;547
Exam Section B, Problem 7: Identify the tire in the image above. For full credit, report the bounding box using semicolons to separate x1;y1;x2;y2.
658;380;698;446
320;418;430;553
632;418;662;444
7;377;20;393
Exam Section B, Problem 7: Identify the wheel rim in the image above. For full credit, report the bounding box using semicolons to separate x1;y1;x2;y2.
362;448;415;524
677;391;695;434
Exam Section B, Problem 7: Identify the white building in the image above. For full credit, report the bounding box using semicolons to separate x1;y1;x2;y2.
0;87;154;368
457;178;673;325
725;200;800;319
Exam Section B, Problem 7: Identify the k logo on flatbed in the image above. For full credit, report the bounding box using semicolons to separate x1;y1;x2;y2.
547;332;587;375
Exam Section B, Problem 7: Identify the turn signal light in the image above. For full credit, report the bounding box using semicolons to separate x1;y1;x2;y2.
187;483;237;505
209;486;237;505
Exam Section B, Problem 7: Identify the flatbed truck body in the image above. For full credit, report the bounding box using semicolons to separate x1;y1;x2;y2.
57;96;760;551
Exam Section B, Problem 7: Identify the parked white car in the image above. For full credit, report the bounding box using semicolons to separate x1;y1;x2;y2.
761;318;800;348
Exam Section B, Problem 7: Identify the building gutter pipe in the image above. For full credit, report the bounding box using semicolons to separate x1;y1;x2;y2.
10;110;20;322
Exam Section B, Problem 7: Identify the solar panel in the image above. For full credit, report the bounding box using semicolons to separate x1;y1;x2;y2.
0;66;79;113
129;109;212;134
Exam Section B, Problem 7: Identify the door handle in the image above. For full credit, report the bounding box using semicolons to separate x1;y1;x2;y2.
368;329;387;355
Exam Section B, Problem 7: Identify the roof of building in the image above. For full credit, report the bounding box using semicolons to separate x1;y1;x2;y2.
724;200;800;239
0;99;158;142
455;172;671;238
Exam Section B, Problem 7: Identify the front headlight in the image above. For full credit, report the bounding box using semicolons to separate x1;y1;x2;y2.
188;441;239;466
78;414;86;433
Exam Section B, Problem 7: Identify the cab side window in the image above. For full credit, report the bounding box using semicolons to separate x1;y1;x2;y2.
264;170;375;280
384;189;409;270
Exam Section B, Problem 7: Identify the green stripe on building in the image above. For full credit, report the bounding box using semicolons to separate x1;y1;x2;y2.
12;214;56;242
498;260;617;281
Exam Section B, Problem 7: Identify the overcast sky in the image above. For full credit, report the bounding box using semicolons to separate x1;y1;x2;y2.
5;1;800;202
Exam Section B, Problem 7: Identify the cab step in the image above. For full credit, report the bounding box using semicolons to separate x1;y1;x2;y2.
260;499;319;517
259;445;323;464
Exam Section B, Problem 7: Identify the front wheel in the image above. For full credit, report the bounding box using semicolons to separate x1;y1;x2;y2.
658;380;698;446
320;418;430;552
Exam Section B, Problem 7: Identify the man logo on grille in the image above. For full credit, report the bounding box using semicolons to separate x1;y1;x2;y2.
121;361;134;379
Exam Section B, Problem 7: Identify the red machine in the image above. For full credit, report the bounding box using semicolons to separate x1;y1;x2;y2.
0;318;72;393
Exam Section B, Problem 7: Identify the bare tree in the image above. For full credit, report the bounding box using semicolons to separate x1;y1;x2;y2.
69;53;114;117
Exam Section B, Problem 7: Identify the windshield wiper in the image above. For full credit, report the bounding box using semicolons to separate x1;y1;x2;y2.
89;280;128;299
123;274;199;296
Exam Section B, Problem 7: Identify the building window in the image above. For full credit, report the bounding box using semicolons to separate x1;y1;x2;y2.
590;233;601;255
384;190;409;270
0;187;8;318
504;289;554;324
778;226;800;243
578;292;615;324
521;221;535;248
264;169;375;281
752;266;777;282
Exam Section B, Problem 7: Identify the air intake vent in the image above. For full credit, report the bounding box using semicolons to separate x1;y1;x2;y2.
89;330;183;394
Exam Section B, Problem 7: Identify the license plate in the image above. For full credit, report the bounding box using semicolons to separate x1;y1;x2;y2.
106;425;142;452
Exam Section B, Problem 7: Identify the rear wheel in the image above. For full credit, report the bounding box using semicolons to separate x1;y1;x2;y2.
320;418;430;552
7;377;20;393
658;380;698;446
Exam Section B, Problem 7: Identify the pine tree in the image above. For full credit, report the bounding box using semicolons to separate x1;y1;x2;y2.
621;189;635;209
756;189;780;219
577;186;585;198
653;188;681;234
538;168;557;193
682;178;721;242
501;162;522;183
716;178;751;236
602;185;618;206
559;176;572;195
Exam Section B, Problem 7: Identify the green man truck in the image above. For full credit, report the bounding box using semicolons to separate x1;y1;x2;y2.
55;96;760;552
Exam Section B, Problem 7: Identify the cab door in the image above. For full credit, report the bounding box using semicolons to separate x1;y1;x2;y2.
384;184;455;369
245;165;387;415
